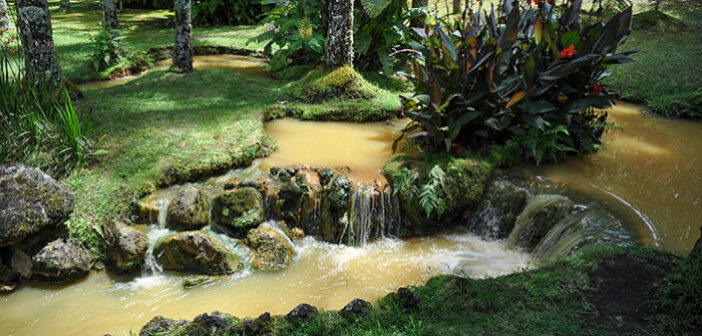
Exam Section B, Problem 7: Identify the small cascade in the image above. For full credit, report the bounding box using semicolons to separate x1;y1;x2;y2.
341;183;401;246
142;198;172;275
506;194;573;250
529;206;633;265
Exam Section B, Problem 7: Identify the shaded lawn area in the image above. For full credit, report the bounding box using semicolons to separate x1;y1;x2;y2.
64;70;278;253
47;0;269;80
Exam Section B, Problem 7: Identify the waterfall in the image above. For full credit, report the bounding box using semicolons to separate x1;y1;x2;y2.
142;198;172;275
341;183;401;246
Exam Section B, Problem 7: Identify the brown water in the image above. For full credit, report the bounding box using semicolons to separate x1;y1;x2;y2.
262;118;407;183
78;55;270;91
523;103;702;251
3;104;702;336
0;233;528;336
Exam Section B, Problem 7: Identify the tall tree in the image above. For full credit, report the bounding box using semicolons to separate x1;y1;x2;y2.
325;0;354;68
59;0;71;12
173;0;193;72
452;0;461;14
411;0;428;27
15;0;64;87
103;0;120;37
0;0;9;31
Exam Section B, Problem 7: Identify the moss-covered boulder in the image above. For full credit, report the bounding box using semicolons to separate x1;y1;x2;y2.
11;237;92;284
166;186;210;231
213;187;265;239
506;194;574;252
0;165;74;247
247;225;295;272
153;231;240;275
104;221;148;273
383;154;493;236
469;178;530;240
139;316;187;336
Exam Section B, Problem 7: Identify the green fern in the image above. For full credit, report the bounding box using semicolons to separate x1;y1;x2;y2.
359;0;392;18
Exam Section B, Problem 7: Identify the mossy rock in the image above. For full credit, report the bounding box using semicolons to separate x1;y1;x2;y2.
104;221;148;274
0;165;74;247
11;237;93;284
166;186;210;231
212;187;266;239
468;178;530;240
383;153;494;235
154;231;241;275
247;225;295;272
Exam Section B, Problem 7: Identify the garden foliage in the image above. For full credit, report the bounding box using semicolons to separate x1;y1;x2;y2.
395;0;637;165
121;0;269;26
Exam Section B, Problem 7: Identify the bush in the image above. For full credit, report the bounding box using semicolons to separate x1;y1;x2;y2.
0;26;90;176
395;1;637;165
85;25;124;72
251;0;421;76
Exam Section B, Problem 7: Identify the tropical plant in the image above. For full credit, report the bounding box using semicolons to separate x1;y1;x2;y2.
1;23;90;176
85;24;124;72
394;0;637;164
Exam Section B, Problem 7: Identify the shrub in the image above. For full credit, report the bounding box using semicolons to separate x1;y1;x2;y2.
0;25;90;176
251;0;421;76
85;25;124;72
121;0;269;26
394;0;637;165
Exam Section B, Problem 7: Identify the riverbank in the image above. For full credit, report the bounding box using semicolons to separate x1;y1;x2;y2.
132;242;701;336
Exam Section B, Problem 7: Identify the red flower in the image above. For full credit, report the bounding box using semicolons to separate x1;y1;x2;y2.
606;4;612;10
592;83;604;94
456;147;463;155
560;44;577;58
412;157;419;161
546;0;552;3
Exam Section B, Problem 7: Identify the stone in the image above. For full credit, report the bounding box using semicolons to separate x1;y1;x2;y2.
397;287;421;310
166;187;209;231
241;312;272;335
0;165;74;247
182;275;214;289
153;231;240;275
11;237;92;284
137;196;161;224
286;303;318;323
290;227;305;240
339;299;372;320
469;179;530;240
185;311;236;336
247;225;295;272
213;187;266;239
507;194;575;251
139;316;187;336
104;221;148;273
325;174;351;214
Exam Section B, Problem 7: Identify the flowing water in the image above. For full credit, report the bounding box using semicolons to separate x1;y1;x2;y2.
522;103;702;252
78;55;271;91
1;232;528;336
2;103;701;336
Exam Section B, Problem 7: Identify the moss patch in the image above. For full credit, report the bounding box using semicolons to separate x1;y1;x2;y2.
383;153;494;234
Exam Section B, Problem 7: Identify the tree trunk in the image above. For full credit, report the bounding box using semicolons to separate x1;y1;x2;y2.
103;0;120;38
0;0;9;32
59;0;70;12
15;0;64;87
174;0;193;73
325;0;354;69
410;0;428;27
452;0;461;14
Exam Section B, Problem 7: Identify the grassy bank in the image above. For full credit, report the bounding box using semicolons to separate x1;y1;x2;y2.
135;244;701;336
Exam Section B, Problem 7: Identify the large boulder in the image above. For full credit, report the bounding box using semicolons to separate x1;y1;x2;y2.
11;237;92;284
339;299;372;320
104;221;148;273
0;165;74;246
166;186;209;231
286;303;318;323
507;194;574;251
247;225;295;271
213;187;265;238
469;179;530;240
153;231;240;275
